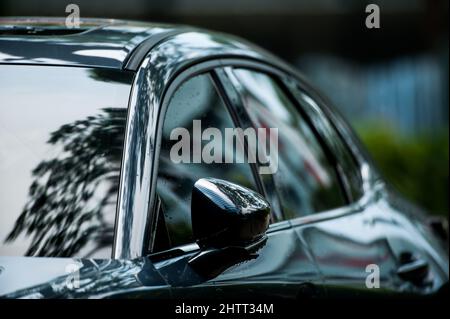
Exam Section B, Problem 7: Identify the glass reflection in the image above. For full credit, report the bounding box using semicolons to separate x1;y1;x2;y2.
0;65;132;258
234;69;346;218
207;178;268;214
156;74;258;249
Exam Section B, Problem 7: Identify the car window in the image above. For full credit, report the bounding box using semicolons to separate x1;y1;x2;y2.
233;69;346;219
291;87;364;202
0;65;133;258
156;73;258;249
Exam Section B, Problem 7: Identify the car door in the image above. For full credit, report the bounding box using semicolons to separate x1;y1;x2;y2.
146;67;324;300
226;66;402;297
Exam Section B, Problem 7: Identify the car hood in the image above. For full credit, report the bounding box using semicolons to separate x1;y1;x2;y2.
0;256;168;298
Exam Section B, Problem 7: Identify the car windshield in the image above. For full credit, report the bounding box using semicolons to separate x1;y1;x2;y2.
0;65;133;258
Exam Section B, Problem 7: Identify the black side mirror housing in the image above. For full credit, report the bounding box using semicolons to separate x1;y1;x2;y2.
189;178;270;279
191;178;270;250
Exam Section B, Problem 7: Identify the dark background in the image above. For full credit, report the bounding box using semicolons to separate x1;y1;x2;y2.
1;0;448;216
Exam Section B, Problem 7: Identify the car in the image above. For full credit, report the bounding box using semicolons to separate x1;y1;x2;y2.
0;17;448;299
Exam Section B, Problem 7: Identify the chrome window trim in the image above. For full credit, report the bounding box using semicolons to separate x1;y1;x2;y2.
122;29;190;71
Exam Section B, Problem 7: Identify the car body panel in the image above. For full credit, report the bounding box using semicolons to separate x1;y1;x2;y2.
0;17;178;69
161;226;323;300
0;256;171;298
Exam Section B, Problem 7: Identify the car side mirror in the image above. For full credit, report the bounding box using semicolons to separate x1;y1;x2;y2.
191;177;270;250
188;178;270;279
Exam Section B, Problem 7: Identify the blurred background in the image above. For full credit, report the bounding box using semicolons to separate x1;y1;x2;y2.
1;0;448;217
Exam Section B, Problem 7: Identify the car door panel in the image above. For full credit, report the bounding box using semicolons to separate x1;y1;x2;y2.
161;225;323;300
0;256;171;298
291;208;401;297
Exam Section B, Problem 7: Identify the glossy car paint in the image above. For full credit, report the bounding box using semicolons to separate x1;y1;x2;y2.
0;18;448;299
0;17;177;69
190;178;270;249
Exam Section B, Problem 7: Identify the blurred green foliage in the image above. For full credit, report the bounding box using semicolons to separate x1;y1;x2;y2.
355;123;449;217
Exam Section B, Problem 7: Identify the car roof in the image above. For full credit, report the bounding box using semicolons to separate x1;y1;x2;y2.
0;17;284;73
0;17;190;70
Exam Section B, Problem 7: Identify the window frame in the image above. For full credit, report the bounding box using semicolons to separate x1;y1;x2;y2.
119;57;371;260
143;62;267;256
